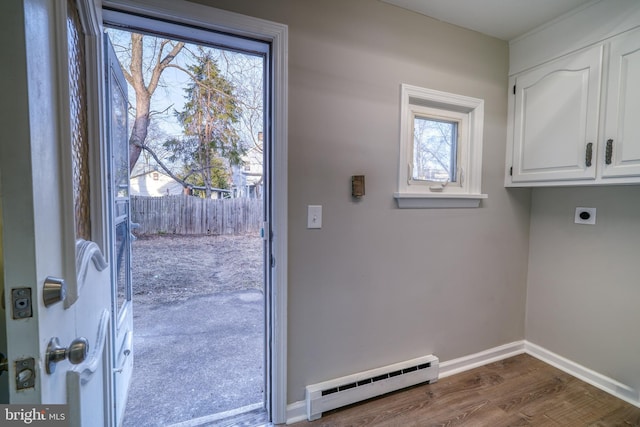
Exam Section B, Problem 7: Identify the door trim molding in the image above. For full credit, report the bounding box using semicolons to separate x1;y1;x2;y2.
101;1;289;422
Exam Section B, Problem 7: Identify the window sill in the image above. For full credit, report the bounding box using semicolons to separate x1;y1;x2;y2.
393;192;488;209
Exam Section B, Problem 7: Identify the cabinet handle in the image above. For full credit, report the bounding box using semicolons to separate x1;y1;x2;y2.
605;139;613;165
585;143;593;167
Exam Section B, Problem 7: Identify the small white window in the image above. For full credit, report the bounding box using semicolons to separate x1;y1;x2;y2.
395;84;487;208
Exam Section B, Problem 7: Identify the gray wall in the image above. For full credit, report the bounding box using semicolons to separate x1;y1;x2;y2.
526;186;640;392
196;0;531;403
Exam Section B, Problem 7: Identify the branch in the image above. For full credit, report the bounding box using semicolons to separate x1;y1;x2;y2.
181;165;218;181
140;145;189;188
147;41;185;95
149;104;174;117
165;63;237;100
127;33;146;91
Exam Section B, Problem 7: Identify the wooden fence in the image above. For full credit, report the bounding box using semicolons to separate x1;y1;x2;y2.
131;195;262;236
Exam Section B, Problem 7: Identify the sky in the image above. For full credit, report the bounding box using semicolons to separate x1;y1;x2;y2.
105;27;265;173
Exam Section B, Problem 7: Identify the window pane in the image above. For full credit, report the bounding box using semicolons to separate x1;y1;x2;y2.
412;116;457;182
111;68;129;199
114;207;131;312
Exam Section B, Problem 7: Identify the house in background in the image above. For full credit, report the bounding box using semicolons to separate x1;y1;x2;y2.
231;144;264;199
131;159;264;199
130;166;184;197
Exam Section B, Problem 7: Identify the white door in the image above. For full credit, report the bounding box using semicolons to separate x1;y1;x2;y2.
511;45;602;183
0;0;131;425
105;35;134;426
602;27;640;178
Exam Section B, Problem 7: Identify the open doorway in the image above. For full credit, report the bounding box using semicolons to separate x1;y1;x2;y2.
104;11;269;426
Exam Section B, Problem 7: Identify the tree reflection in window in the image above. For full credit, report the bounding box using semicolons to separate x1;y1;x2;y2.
412;116;457;183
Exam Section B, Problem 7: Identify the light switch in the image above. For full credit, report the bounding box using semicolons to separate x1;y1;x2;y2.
307;205;322;229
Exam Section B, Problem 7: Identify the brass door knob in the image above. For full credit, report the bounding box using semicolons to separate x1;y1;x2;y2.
45;337;89;374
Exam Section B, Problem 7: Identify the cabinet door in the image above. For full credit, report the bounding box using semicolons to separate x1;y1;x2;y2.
602;28;640;178
511;45;603;183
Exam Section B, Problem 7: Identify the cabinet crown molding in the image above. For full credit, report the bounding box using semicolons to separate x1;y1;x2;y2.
509;0;640;75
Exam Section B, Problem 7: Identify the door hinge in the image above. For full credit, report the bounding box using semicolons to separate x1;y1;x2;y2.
270;255;276;268
509;166;513;176
513;85;516;95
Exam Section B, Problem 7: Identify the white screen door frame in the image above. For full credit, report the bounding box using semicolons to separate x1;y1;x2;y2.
104;34;134;425
102;0;289;423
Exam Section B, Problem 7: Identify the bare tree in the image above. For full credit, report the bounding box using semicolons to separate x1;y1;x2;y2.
117;33;185;172
108;30;264;196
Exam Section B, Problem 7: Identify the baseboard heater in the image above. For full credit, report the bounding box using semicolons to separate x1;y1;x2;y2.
305;354;439;421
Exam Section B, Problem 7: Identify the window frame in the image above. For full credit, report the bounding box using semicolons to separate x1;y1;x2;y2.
410;106;465;186
395;84;487;208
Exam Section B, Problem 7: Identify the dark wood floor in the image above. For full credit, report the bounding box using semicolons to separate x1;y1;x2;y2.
290;354;640;427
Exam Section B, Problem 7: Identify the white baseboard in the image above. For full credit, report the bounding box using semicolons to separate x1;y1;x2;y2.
285;341;525;423
525;341;640;408
285;339;640;423
285;401;306;425
438;341;526;379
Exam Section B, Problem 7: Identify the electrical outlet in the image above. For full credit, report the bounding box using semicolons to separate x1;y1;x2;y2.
574;207;596;225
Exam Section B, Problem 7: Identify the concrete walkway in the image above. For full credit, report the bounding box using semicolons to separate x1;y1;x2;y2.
122;291;264;426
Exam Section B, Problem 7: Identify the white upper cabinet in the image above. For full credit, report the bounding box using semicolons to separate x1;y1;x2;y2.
505;1;640;187
602;27;640;179
510;45;602;184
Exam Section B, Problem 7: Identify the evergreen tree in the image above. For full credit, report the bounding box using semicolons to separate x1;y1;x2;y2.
174;49;244;198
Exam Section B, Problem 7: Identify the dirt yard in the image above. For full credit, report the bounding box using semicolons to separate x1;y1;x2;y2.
125;233;265;425
131;234;263;304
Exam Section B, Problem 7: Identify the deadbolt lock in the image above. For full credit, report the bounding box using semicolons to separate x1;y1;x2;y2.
43;276;67;307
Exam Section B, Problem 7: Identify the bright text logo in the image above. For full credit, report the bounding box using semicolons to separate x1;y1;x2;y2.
1;405;68;426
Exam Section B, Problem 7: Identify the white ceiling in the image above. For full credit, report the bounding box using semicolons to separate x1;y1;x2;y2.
380;0;595;40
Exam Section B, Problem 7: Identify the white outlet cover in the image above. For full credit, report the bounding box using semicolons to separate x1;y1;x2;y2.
307;205;322;229
574;207;596;225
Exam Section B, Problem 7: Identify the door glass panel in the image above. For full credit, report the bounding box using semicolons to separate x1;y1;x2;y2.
67;0;91;240
111;73;129;199
109;51;132;315
115;210;130;311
